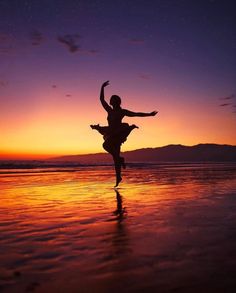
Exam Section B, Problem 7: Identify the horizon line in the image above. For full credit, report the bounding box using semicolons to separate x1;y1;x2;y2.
1;142;236;161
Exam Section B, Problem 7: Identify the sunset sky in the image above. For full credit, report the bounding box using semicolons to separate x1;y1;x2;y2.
0;0;235;159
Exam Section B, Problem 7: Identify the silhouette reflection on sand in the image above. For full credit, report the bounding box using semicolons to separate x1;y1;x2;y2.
113;189;127;221
0;164;236;292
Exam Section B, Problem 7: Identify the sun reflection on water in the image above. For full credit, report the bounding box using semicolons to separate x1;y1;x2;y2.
0;164;236;292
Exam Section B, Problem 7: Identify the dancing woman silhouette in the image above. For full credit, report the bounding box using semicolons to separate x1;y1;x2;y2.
91;81;157;187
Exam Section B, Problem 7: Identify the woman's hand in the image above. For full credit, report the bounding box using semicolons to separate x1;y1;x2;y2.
150;111;158;116
102;80;110;88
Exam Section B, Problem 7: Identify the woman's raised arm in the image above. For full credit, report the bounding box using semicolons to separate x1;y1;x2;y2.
100;81;111;112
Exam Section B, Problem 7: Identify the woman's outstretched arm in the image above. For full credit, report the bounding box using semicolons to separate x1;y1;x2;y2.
124;110;158;117
100;81;111;112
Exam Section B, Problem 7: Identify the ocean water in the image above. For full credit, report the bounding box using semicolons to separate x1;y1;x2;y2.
0;163;236;292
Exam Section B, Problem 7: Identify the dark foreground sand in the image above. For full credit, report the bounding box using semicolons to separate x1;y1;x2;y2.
0;163;236;292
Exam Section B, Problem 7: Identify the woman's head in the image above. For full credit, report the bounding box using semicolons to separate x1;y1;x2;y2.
110;95;121;107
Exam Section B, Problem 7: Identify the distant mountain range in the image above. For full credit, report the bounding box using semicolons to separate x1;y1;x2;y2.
51;144;236;163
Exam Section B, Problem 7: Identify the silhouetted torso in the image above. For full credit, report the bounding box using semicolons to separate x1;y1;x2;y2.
107;107;125;129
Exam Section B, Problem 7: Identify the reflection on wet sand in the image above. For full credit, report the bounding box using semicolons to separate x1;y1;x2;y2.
112;189;130;257
111;189;130;268
113;189;127;221
0;163;236;292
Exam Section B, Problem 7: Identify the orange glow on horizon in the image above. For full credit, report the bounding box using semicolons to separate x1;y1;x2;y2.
1;90;236;160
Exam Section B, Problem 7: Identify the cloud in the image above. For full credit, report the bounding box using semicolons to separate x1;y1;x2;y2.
218;93;236;114
57;34;80;53
139;74;151;80
0;33;11;43
219;103;231;107
30;30;44;46
83;49;99;55
0;80;8;87
129;38;145;45
0;47;12;55
0;33;14;55
66;94;72;97
56;34;99;55
51;84;57;88
219;94;235;100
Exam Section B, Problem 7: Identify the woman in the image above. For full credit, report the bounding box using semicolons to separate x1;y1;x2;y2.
91;81;157;187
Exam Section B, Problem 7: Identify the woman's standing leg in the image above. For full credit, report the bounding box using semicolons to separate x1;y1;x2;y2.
103;140;122;187
113;145;122;187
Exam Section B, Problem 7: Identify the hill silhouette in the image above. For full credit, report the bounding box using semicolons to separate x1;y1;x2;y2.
50;144;236;164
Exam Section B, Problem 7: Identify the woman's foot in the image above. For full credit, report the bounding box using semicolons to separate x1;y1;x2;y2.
120;157;126;169
115;176;122;187
90;124;100;130
131;124;139;129
90;124;99;129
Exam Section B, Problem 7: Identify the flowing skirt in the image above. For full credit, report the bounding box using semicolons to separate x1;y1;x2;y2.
91;123;138;145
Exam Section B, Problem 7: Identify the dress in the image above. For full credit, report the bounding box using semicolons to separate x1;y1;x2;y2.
91;107;137;146
92;123;137;145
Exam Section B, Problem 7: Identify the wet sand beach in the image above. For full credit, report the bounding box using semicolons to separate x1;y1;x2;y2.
0;163;236;292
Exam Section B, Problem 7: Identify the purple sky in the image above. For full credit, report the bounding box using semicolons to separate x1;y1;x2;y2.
0;0;236;158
